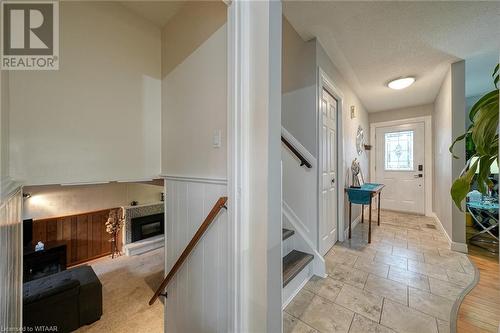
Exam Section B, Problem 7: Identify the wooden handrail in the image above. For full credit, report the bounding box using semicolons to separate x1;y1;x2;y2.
281;136;312;168
149;196;228;305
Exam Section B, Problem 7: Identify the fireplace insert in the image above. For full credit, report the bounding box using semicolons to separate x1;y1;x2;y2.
131;213;165;242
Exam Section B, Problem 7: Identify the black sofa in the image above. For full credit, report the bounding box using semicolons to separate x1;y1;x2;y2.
23;265;102;333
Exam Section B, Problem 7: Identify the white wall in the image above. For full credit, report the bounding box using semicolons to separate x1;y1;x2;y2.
160;2;232;332
8;2;162;186
0;71;10;199
433;68;453;239
433;61;466;247
316;42;370;233
161;2;227;179
281;21;370;243
22;182;163;220
282;86;317;156
282;18;316;156
281;19;318;250
369;104;433;124
281;141;317;245
281;20;371;243
466;95;481;128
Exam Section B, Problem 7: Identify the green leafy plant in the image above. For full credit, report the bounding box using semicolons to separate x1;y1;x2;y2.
450;63;499;210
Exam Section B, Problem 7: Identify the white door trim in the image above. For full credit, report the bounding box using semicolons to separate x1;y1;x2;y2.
370;116;433;216
317;68;345;244
227;2;246;330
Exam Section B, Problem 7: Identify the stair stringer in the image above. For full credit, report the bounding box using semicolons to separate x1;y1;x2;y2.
282;201;326;279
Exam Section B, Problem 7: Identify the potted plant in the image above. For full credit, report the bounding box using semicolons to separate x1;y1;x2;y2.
450;64;499;209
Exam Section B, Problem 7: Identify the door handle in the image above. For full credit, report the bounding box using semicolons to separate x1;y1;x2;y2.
414;174;423;178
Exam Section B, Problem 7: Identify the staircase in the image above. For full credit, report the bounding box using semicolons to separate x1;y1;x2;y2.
282;228;314;305
281;131;325;307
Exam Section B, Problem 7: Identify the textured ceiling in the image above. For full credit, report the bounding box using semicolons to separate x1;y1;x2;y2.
120;1;184;27
283;1;500;112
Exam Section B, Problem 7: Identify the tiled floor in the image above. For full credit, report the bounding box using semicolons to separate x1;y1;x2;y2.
284;210;477;333
76;248;165;333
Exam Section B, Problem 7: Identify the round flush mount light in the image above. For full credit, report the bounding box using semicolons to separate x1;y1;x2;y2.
388;77;415;90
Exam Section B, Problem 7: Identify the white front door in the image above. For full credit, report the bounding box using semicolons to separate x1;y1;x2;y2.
320;88;337;255
375;122;425;214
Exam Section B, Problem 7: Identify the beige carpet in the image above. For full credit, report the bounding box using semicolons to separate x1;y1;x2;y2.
76;248;165;333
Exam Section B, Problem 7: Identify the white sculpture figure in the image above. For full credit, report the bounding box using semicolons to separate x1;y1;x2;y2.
351;158;364;187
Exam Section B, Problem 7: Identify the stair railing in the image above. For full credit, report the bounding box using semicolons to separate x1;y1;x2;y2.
281;136;312;168
149;196;228;305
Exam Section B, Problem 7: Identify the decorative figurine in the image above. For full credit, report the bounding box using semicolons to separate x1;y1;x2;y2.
35;241;45;252
351;158;365;187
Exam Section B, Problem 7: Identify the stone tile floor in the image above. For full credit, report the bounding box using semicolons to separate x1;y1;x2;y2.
284;210;476;333
76;248;165;333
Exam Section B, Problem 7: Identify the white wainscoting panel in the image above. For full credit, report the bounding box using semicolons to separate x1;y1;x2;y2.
0;187;22;330
165;178;228;333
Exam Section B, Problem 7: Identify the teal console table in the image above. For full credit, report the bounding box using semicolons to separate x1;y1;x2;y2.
345;183;385;243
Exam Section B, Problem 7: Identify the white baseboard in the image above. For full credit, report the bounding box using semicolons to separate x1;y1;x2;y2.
430;212;468;253
430;212;452;245
343;207;367;239
451;242;468;253
282;262;312;309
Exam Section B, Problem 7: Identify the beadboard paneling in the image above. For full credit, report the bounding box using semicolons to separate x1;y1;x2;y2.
0;188;22;330
165;179;228;333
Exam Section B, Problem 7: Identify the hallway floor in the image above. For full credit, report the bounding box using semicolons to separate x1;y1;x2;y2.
75;248;165;333
284;210;477;333
457;252;499;332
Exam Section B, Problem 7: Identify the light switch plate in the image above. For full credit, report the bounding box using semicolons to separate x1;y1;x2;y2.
213;130;222;148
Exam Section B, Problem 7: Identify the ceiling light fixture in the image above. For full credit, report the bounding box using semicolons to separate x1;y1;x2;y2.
388;77;415;90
